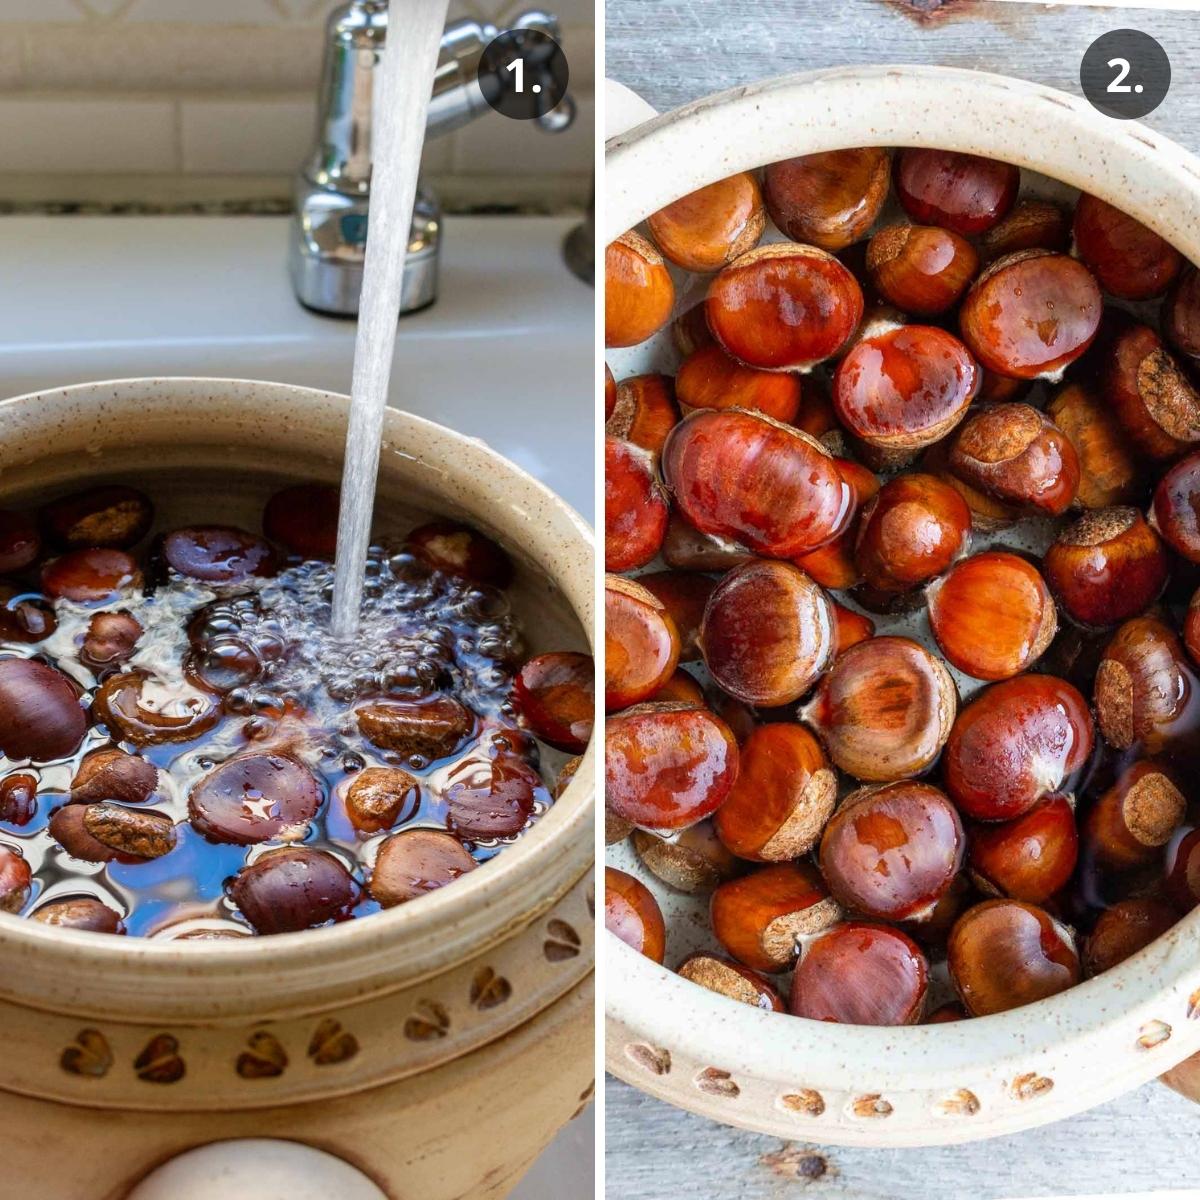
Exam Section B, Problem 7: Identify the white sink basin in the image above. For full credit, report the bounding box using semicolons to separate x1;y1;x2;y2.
0;214;594;521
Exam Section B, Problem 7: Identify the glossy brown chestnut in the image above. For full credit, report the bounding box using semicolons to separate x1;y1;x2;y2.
405;520;513;589
80;610;143;676
604;363;617;419
834;325;979;452
978;199;1070;263
0;657;87;762
671;302;714;358
369;828;476;906
792;458;879;591
710;860;840;973
94;671;219;747
71;747;157;804
674;343;802;423
0;845;31;912
959;251;1102;379
604;435;669;573
42;548;140;603
763;148;890;251
790;922;929;1026
0;510;40;574
513;650;593;752
926;1002;968;1024
1072;193;1182;300
1166;827;1200;911
605;702;739;832
189;753;322;844
355;695;474;759
801;637;956;782
32;896;124;934
866;224;979;314
604;373;680;455
927;552;1057;681
893;148;1019;236
1083;897;1177;977
967;795;1078;904
700;559;834;707
819;781;965;922
605;576;680;712
706;243;864;372
605;865;666;963
853;473;971;594
230;847;359;934
678;952;784;1012
161;526;276;585
0;772;37;825
636;571;716;664
663;409;853;559
648;668;704;706
342;766;419;833
1164;265;1200;360
1086;760;1185;870
633;819;743;894
262;483;340;559
49;803;115;863
646;171;765;272
83;803;176;859
1044;508;1168;631
830;603;875;655
1152;450;1200;562
948;899;1080;1016
713;723;836;862
40;484;153;550
1046;383;1143;510
0;588;54;647
659;511;753;573
443;751;542;840
922;435;1019;532
944;674;1094;822
948;403;1079;516
605;230;675;348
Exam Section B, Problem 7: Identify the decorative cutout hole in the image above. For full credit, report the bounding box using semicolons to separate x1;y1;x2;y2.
778;1089;825;1117
695;1067;740;1098
935;1088;980;1117
309;1018;359;1065
404;1001;450;1042
1011;1072;1053;1100
624;1042;671;1076
135;1033;185;1084
851;1094;892;1119
544;919;581;961
236;1030;287;1079
470;967;513;1010
1137;1019;1172;1049
60;1028;112;1078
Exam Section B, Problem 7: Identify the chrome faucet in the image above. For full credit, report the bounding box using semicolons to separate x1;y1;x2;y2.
290;1;576;317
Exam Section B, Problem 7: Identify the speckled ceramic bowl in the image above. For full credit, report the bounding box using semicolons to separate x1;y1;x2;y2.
605;66;1200;1147
0;378;594;1197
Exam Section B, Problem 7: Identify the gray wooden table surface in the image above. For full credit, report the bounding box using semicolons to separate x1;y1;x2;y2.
604;2;1200;1195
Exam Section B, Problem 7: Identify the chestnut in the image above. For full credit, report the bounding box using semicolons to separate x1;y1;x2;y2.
978;199;1070;262
0;657;87;762
262;483;340;559
40;484;152;550
700;560;834;707
646;171;765;272
0;510;40;574
865;224;978;314
0;772;37;825
1072;192;1182;300
230;847;359;934
344;767;420;833
405;521;512;589
959;251;1102;379
710;861;840;973
790;922;929;1026
636;571;716;663
49;804;116;863
633;819;743;893
355;695;474;759
948;899;1080;1016
801;637;956;782
649;668;704;706
1166;826;1200;911
83;803;176;860
1083;897;1177;976
605;231;674;348
671;302;714;358
660;510;752;573
793;457;879;591
763;148;890;251
712;723;836;862
605;806;634;846
1085;760;1185;869
706;243;864;371
94;671;220;747
605;702;739;832
678;952;784;1012
922;436;1019;532
833;325;979;453
605;865;666;963
1164;264;1200;360
1152;450;1200;562
1186;589;1200;674
893;148;1019;235
513;650;593;752
663;410;852;559
189;753;322;845
830;602;875;655
1046;383;1142;510
604;363;617;419
32;896;124;934
42;548;140;603
443;752;541;840
604;374;680;455
927;552;1057;681
1044;509;1167;631
604;436;668;573
948;403;1079;516
819;781;965;922
72;750;157;803
926;1002;968;1024
943;674;1093;822
853;473;971;594
967;795;1078;904
0;587;55;645
605;575;680;712
161;526;277;585
369;828;476;906
553;755;581;800
80;610;143;676
0;845;31;912
674;343;802;423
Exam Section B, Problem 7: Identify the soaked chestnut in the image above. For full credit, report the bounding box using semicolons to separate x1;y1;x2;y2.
0;772;37;825
606;231;675;348
713;723;836;862
706;243;864;371
93;671;220;747
819;781;965;922
1072;193;1182;300
1083;897;1177;976
444;751;542;840
927;552;1057;681
605;436;669;573
605;576;680;712
262;483;340;559
405;521;513;589
959;251;1102;380
355;695;475;759
649;668;704;706
633;819;742;893
831;602;875;655
1152;450;1200;562
678;952;784;1012
764;148;890;251
978;199;1070;262
0;657;87;762
605;702;739;832
0;845;31;911
1046;383;1142;510
674;343;802;423
700;559;834;707
1164;264;1200;360
604;363;617;419
40;484;152;550
943;674;1093;822
369;828;476;907
790;922;929;1026
344;766;420;833
866;224;978;314
893;148;1019;235
948;899;1079;1016
793;458;879;591
710;861;840;973
161;526;277;585
514;651;593;753
230;847;360;935
1044;508;1168;630
637;571;716;664
0;510;40;574
48;804;116;863
83;803;176;860
1166;827;1200;911
0;587;56;645
70;747;157;805
1085;761;1185;870
605;865;666;963
79;610;143;676
967;795;1078;904
671;302;714;358
660;510;752;573
646;171;765;272
188;753;322;845
927;1002;968;1024
604;374;680;455
32;896;124;934
42;548;140;603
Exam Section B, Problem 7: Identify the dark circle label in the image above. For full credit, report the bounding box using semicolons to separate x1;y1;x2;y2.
478;30;570;122
1080;29;1170;120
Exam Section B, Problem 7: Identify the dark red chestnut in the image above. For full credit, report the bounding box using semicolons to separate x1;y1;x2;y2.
0;657;87;762
93;671;219;747
32;896;124;934
1072;193;1182;300
893;148;1019;236
162;526;277;585
605;576;680;712
1085;760;1185;870
189;753;322;844
80;610;143;676
604;374;680;456
355;695;474;760
70;747;157;804
866;224;978;314
674;343;802;423
764;148;890;251
0;588;56;645
0;510;40;574
0;772;37;825
406;521;513;589
443;751;543;840
1083;897;1177;976
1164;265;1200;360
514;651;593;753
0;845;31;912
1152;450;1200;562
604;436;668;573
262;483;340;559
978;199;1070;262
605;865;666;962
636;571;716;664
42;548;140;603
1104;324;1200;462
230;847;360;934
1166;826;1200;912
967;795;1078;904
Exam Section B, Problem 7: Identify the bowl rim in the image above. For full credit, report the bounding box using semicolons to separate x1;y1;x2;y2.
604;63;1200;1119
0;376;594;1013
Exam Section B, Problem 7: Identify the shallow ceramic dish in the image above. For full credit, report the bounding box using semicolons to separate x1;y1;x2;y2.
604;65;1200;1147
0;377;594;1197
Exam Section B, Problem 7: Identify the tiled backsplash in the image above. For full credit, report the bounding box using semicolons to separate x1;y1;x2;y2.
0;0;593;210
